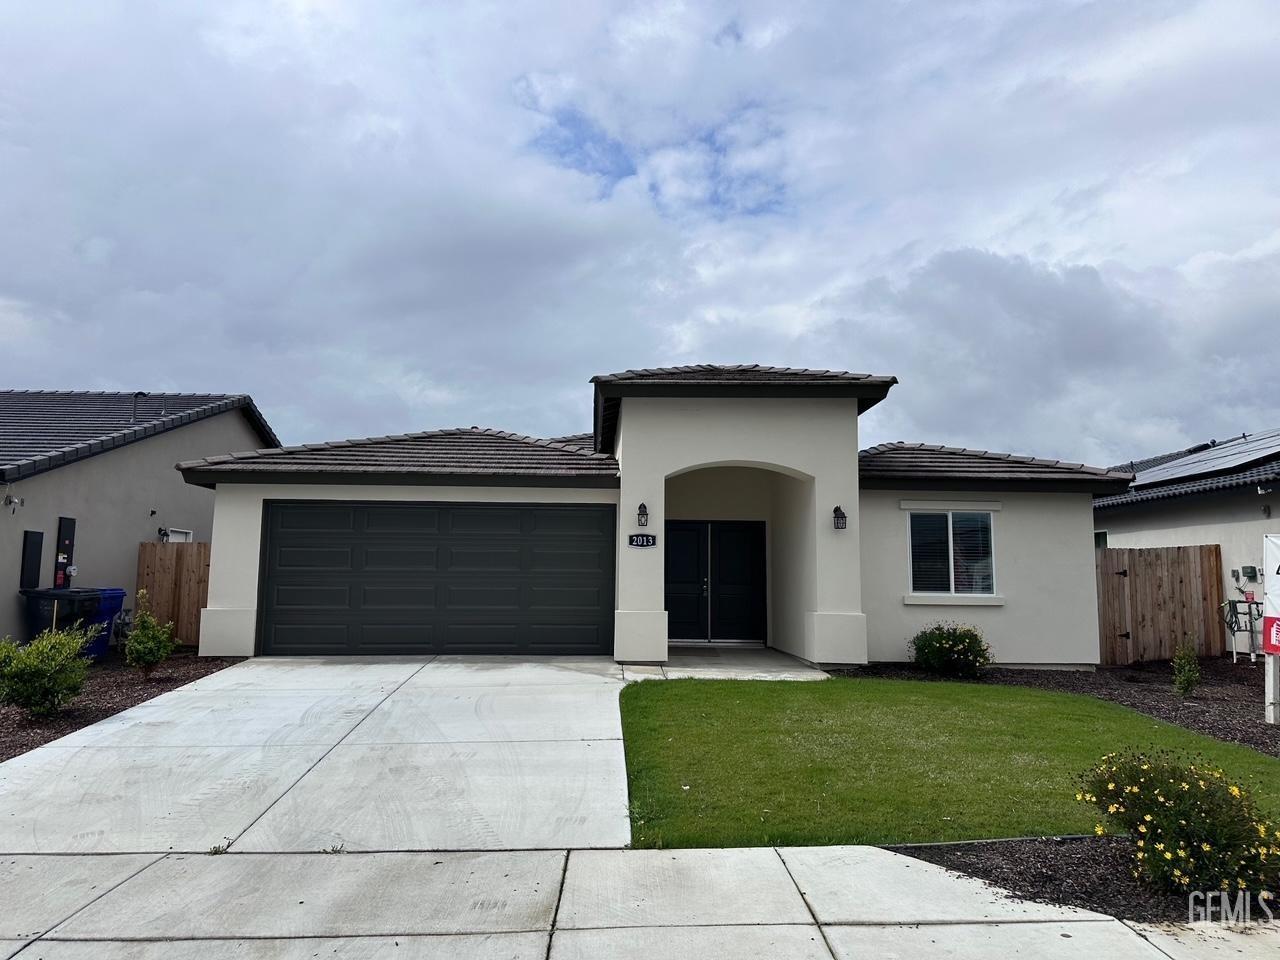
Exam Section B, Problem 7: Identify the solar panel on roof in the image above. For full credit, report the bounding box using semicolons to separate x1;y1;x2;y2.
1132;427;1280;487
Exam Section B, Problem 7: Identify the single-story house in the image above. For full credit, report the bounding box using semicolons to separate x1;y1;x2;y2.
1;391;278;641
1095;427;1280;652
179;365;1131;666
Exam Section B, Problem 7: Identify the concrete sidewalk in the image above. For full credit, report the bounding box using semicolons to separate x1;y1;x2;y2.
8;845;1267;958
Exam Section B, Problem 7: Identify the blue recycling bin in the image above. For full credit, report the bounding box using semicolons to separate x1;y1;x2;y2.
19;587;127;660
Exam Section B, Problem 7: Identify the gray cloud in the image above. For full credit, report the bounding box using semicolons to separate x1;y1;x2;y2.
1;0;1276;465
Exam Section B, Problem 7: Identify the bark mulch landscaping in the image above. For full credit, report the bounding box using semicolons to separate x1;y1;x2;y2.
859;658;1279;922
0;649;242;762
893;836;1194;923
845;656;1279;758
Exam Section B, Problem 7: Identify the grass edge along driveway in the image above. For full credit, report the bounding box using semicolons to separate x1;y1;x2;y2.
620;676;1280;849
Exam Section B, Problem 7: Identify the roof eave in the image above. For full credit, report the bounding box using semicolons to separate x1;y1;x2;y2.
179;467;621;490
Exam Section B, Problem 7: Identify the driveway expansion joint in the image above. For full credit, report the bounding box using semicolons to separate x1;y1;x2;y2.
774;847;839;959
545;849;572;960
220;658;435;851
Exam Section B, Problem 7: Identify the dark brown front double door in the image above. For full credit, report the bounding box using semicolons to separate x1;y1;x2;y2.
664;520;766;642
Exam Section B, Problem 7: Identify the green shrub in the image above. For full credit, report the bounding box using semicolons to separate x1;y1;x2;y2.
125;589;176;678
1080;751;1280;896
1172;641;1201;697
0;626;93;716
910;622;991;679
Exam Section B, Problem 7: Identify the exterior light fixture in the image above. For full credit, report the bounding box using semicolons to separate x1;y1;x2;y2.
833;505;847;530
637;503;649;527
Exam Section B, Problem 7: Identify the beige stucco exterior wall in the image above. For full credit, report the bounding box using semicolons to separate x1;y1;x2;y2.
199;483;621;656
614;396;863;664
1098;488;1280;653
770;471;817;660
859;489;1101;665
0;410;265;641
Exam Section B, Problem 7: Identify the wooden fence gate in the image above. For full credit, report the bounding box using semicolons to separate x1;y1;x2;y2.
1096;545;1226;665
135;542;211;646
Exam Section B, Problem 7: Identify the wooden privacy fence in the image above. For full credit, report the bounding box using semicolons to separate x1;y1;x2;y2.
1096;545;1226;665
136;542;210;646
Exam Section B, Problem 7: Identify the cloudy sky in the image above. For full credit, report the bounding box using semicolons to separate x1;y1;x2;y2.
1;0;1276;465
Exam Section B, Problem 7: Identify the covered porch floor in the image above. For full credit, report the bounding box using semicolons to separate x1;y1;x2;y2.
621;646;828;681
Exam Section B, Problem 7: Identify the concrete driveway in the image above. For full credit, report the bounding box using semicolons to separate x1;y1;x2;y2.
0;655;630;853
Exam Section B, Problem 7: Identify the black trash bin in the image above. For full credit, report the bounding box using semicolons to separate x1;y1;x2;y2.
19;588;125;660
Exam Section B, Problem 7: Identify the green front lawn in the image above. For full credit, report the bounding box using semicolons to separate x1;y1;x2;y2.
621;677;1280;848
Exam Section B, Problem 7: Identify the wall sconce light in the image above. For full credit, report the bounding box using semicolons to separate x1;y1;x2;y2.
637;503;649;527
833;505;847;530
2;493;23;515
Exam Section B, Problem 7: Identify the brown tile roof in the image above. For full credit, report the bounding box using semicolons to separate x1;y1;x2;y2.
860;442;1132;493
0;390;278;483
591;364;896;386
178;427;620;488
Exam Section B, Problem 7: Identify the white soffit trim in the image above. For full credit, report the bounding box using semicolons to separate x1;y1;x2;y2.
898;500;1003;511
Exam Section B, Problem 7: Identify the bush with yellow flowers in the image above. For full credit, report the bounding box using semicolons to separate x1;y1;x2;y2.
1079;751;1279;896
910;622;991;679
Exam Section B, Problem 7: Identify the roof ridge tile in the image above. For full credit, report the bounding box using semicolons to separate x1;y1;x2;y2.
589;363;892;384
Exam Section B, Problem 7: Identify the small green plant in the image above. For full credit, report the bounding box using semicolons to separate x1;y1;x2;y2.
1172;640;1201;697
1080;751;1279;896
910;622;991;679
125;589;177;679
0;626;93;717
322;843;347;854
207;838;232;855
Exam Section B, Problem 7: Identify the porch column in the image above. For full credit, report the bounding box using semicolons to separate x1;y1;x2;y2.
613;465;668;662
806;460;868;665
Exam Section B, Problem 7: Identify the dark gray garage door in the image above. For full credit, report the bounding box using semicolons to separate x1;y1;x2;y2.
258;501;616;656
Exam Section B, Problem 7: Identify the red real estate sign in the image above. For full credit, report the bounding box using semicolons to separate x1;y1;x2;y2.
1265;536;1280;656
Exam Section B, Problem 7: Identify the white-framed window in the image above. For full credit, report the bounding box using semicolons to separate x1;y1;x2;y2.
908;510;995;595
166;528;194;543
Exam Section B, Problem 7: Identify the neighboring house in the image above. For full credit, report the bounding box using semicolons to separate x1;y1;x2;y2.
179;365;1130;666
1094;428;1280;651
1;391;278;641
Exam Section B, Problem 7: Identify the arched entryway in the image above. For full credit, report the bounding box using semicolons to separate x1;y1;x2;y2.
610;394;866;665
664;462;815;649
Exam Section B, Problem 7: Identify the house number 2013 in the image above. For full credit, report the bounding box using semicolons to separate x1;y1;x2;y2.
628;534;657;548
